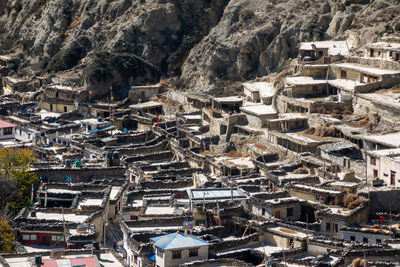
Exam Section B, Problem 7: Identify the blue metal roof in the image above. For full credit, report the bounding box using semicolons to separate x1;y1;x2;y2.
150;232;209;250
88;125;115;134
146;252;155;261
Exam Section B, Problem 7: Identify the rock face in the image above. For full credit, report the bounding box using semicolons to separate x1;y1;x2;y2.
0;0;399;95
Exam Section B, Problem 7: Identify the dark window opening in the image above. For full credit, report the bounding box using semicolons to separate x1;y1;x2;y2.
341;70;347;79
391;171;396;185
189;248;198;257
172;250;181;259
287;207;294;217
326;222;331;232
334;223;338;233
3;127;13;135
156;248;164;258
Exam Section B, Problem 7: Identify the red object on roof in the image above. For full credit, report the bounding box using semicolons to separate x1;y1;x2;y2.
43;256;99;267
0;119;17;128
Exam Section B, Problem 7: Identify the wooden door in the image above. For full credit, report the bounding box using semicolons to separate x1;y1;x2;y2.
274;210;281;219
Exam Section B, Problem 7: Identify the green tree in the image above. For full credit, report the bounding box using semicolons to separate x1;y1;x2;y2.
0;148;38;213
0;217;14;253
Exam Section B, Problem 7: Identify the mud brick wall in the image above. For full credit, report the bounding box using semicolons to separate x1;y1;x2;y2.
209;232;259;253
31;166;126;183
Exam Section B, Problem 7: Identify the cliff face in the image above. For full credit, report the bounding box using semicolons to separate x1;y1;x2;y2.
181;0;400;93
0;0;399;96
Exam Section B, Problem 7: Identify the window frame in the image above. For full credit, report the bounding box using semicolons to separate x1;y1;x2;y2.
156;248;164;259
189;248;198;257
326;222;331;232
287;207;294;217
172;250;181;259
3;127;13;135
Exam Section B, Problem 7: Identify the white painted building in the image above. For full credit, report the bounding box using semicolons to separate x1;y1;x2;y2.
0;119;17;140
367;148;400;187
341;226;394;244
150;232;209;267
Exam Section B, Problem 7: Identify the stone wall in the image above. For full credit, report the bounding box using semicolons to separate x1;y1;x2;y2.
125;216;192;227
354;95;400;125
181;258;252;267
209;232;259;253
367;190;400;215
347;57;400;71
139;178;193;189
31;166;126;183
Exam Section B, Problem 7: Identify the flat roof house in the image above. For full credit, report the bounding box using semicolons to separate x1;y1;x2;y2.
298;41;350;63
186;188;248;210
366;148;400;187
365;42;400;62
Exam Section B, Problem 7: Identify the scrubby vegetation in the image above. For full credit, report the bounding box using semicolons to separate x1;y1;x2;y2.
0;218;14;253
343;191;366;209
0;148;38;214
83;51;161;86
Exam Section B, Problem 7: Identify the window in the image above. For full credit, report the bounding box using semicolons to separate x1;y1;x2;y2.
376;239;381;244
189;248;198;257
334;223;338;233
64;106;67;112
51;235;63;241
289;238;294;248
56;92;59;98
391;171;396;185
326;222;331;232
262;208;266;216
341;70;347;79
363;237;368;243
373;169;378;178
274;210;281;219
350;236;355;241
23;234;30;240
30;234;37;240
172;250;181;259
156;248;164;258
3;127;12;135
370;157;376;166
287;207;294;217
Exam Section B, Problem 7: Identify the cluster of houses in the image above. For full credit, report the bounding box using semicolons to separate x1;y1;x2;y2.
2;37;400;267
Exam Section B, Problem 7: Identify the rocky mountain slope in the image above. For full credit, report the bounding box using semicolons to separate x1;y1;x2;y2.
0;0;399;96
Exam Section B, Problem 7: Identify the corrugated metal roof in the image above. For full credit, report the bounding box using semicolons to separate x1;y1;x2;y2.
150;232;209;250
43;256;98;267
0;119;17;128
